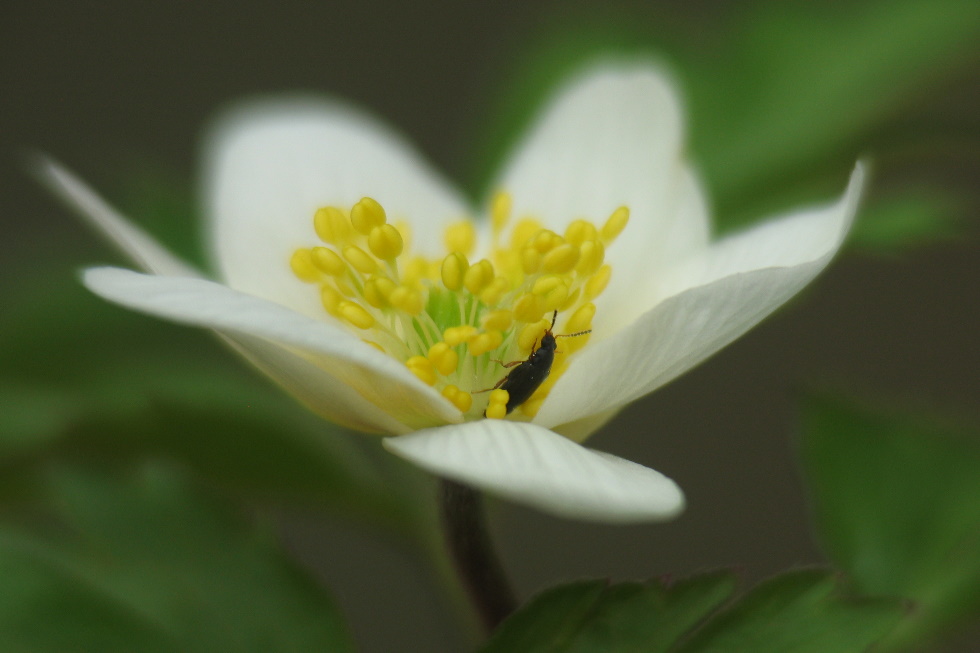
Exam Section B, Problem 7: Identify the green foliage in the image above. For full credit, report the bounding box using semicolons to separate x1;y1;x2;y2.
0;464;355;653
848;190;967;255
676;570;905;653
483;570;905;652
481;572;736;653
0;267;427;535
802;396;980;649
468;0;978;250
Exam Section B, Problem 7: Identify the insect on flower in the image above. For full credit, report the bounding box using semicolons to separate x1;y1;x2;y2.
481;311;591;418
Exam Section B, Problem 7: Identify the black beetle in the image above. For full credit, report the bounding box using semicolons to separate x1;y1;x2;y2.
482;311;591;415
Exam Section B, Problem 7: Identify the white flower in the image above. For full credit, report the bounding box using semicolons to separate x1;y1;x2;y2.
38;61;864;523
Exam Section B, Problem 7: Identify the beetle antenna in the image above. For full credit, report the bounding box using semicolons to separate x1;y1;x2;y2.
555;329;592;338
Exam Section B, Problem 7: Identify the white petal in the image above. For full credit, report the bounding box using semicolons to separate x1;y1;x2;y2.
537;163;865;429
203;98;470;318
220;332;411;434
32;156;198;278
495;62;709;316
384;421;684;523
82;267;461;430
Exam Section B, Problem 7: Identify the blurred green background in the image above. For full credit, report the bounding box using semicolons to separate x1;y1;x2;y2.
1;1;978;651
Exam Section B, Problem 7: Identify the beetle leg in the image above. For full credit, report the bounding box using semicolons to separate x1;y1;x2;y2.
490;358;523;369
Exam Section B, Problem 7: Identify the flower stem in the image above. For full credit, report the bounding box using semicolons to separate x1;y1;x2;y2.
438;478;517;634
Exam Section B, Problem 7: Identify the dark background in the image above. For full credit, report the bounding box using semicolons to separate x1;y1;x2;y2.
2;1;978;651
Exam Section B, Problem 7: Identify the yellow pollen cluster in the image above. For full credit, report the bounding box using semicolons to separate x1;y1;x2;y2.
290;192;629;420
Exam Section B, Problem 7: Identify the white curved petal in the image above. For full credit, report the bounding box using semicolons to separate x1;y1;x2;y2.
384;421;684;523
203;98;470;319
598;165;711;335
220;333;411;435
32;156;198;278
82;267;461;430
537;164;865;429
495;62;709;318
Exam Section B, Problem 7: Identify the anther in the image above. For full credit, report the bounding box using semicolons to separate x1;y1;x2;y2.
441;384;473;413
405;356;436;386
601;206;629;243
513;293;544;323
463;259;494;295
343;245;379;274
444;221;477;256
564;219;598;245
482;309;514;332
339;301;375;329
491;191;512;235
320;285;344;317
290;249;320;282
468;331;503;357
541;242;580;274
584;265;612;300
311;247;347;276
390;286;424;315
441;252;469;291
427;342;459;376
314;207;352;244
444;325;478;346
576;240;604;276
351;197;387;234
368;224;404;260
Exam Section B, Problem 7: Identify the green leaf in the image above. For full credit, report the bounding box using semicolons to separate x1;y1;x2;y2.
676;570;905;653
802;396;980;649
467;0;979;242
0;263;428;534
848;190;967;255
0;463;355;653
480;571;736;652
686;0;980;223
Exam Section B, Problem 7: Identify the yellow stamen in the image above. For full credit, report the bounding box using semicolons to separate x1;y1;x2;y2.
339;301;375;329
441;252;469;291
444;220;477;256
519;397;544;418
468;331;503;357
427;342;459;376
314;206;352;244
441;384;472;413
601;206;629;243
541;243;580;274
444;325;478;346
576;240;604;276
511;218;542;248
518;319;549;352
320;285;343;317
463;259;494;295
584;264;612;300
491;191;511;235
564;219;597;246
290;249;320;282
482;309;514;332
292;192;631;423
390;285;423;315
520;247;542;275
513;293;544;323
351;197;387;234
343;245;379;274
406;355;436;386
480;277;510;307
311;247;347;276
368;224;404;260
485;388;509;420
532;275;569;312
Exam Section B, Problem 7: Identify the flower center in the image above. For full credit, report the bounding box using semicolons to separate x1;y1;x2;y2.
289;192;628;421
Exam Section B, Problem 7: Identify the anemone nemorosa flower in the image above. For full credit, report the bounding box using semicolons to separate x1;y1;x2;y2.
40;62;864;523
